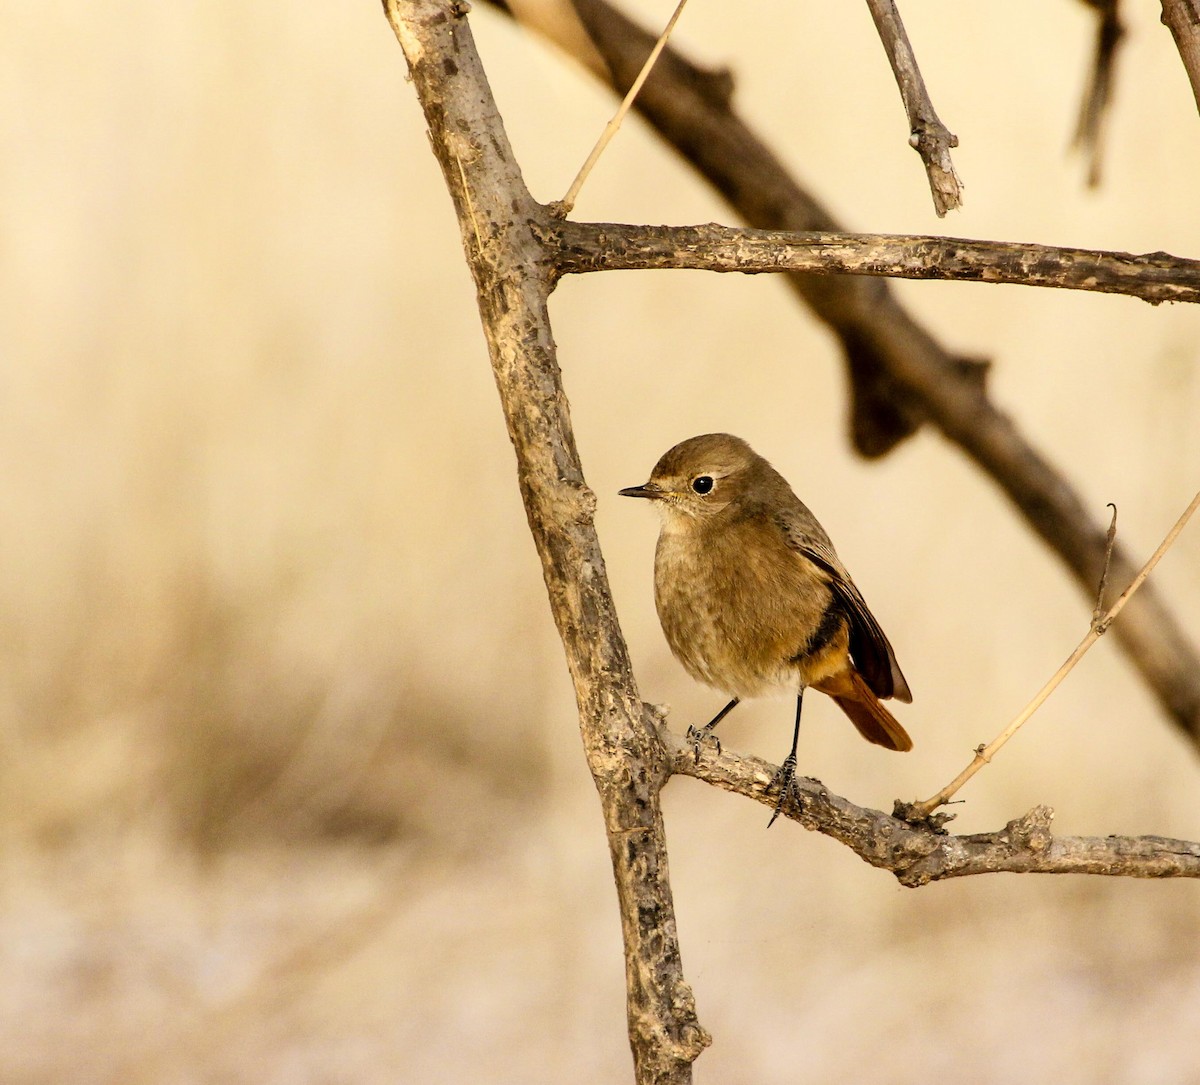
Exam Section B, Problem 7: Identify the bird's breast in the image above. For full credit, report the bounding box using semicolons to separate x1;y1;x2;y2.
653;516;841;697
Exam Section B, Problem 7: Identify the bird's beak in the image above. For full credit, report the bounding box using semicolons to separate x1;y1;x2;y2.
619;482;662;500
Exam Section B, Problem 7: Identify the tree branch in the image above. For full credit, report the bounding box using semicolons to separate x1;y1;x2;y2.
546;220;1200;304
383;4;707;1080
493;0;1200;748
1161;0;1200;115
660;725;1200;886
397;5;1200;1074
864;0;963;215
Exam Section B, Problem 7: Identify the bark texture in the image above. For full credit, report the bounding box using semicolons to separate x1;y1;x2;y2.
384;4;708;1081
547;221;1200;304
661;727;1200;886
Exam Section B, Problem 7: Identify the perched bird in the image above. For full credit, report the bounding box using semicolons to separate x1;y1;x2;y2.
620;433;912;824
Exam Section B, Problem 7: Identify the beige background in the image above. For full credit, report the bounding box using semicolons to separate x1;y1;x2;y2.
4;2;1200;1082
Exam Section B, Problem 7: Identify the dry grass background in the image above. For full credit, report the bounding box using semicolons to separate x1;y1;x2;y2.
3;2;1200;1082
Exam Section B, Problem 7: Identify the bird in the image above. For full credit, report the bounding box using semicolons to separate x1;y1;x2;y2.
619;433;912;825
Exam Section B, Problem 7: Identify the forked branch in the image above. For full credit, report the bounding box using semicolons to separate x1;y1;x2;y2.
492;0;1200;749
384;4;706;1081
662;724;1200;886
392;3;1200;1079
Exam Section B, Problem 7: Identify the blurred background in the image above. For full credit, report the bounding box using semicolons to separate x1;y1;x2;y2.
3;2;1200;1082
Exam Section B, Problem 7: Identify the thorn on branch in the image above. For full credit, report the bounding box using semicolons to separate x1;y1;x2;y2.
1091;502;1118;633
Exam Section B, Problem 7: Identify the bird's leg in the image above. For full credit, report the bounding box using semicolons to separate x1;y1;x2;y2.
768;688;806;827
687;697;739;763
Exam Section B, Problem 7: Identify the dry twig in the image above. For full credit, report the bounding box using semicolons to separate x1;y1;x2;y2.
384;5;707;1081
558;0;691;215
547;220;1200;305
1092;503;1119;628
1161;0;1200;115
908;490;1200;820
661;724;1200;885
864;0;962;215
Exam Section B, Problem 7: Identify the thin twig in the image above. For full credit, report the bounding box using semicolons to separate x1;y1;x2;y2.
547;220;1200;306
557;0;691;216
1092;503;1118;628
1161;0;1200;117
907;489;1200;820
864;0;962;216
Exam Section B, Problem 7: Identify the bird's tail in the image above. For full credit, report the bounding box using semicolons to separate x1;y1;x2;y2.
815;668;913;752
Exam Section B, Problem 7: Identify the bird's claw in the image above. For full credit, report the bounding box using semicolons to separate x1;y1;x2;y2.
767;754;802;828
686;723;722;765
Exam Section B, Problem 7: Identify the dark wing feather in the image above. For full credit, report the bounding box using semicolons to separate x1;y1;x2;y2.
775;511;912;703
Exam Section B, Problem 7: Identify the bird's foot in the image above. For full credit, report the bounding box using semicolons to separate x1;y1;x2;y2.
685;723;722;765
767;753;803;828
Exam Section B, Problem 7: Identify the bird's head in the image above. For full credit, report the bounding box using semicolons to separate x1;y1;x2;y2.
619;433;764;523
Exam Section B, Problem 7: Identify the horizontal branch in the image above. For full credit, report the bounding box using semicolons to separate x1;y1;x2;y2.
659;723;1200;886
546;221;1200;305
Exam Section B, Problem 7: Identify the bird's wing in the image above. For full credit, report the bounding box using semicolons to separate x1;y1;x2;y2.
775;510;912;703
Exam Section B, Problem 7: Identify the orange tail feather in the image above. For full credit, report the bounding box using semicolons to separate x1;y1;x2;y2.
815;668;913;752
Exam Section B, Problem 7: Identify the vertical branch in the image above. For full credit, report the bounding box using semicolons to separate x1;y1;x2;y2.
383;3;708;1081
1161;0;1200;115
864;0;963;215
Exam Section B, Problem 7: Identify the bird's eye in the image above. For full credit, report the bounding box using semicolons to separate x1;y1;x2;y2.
691;476;714;495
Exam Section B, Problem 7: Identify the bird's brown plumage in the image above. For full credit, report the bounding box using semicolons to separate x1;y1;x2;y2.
621;433;912;752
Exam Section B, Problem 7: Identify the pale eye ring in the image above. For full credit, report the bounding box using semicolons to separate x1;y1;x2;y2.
691;475;714;495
